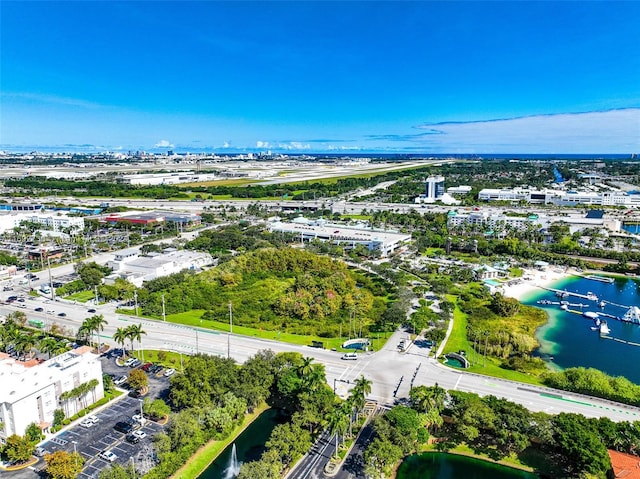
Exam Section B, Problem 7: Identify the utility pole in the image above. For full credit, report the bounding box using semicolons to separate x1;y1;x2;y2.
134;290;138;316
162;294;166;322
94;285;99;305
47;255;54;301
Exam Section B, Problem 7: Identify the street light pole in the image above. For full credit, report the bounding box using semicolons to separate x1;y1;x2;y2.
134;290;138;316
227;302;233;359
162;294;166;322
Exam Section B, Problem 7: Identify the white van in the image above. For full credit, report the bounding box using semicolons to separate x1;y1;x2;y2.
341;352;357;360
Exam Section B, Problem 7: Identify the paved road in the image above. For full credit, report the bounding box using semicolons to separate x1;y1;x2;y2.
3;295;639;425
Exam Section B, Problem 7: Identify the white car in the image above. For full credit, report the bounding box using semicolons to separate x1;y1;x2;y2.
80;418;94;428
164;368;176;377
132;429;147;439
132;414;146;426
87;415;99;424
99;450;117;462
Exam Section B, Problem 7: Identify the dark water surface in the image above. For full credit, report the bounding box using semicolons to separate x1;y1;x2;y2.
397;453;538;479
197;409;286;479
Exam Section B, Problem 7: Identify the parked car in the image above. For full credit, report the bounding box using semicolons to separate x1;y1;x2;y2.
87;415;99;424
114;422;133;434
164;368;176;377
80;418;94;428
113;375;127;385
126;433;141;444
99;450;117;462
131;429;146;439
132;414;146;426
123;358;136;367
141;362;153;372
129;359;142;368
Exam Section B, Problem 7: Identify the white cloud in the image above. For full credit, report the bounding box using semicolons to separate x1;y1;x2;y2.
256;141;271;148
277;142;312;150
154;140;174;148
222;141;230;148
411;109;640;153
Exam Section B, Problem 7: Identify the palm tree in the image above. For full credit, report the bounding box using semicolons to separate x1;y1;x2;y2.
326;405;350;458
77;319;92;345
113;327;128;359
38;336;59;359
126;324;146;360
87;314;107;351
14;332;37;359
351;375;372;419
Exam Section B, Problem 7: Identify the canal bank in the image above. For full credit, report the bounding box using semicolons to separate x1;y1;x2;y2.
169;403;270;479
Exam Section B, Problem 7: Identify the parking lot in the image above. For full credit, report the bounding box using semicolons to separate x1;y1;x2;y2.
30;353;172;479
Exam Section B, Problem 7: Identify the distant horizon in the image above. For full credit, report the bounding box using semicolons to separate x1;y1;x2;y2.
0;148;636;161
2;2;639;153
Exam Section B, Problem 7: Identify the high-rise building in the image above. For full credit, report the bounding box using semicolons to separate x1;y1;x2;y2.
425;176;445;200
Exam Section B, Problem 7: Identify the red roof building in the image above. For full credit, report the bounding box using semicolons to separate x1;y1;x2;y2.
609;450;640;479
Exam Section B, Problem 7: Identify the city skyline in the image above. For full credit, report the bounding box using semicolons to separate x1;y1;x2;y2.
1;1;639;154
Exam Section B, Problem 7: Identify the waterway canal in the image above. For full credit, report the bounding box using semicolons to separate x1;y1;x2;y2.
197;408;286;479
523;275;640;382
397;453;538;479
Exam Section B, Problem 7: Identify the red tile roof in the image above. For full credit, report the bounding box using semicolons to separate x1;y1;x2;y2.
609;450;640;479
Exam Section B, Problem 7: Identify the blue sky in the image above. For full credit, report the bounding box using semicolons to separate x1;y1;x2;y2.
1;1;639;154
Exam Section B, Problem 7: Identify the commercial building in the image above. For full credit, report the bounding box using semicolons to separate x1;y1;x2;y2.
478;187;640;208
267;217;411;257
425;176;446;200
0;346;104;439
105;249;213;287
121;172;217;186
102;211;201;227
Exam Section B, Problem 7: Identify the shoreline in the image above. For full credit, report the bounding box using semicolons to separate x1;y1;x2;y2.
502;267;578;302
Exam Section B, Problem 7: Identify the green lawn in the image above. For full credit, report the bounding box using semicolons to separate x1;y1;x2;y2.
441;295;543;386
118;308;391;352
66;290;97;303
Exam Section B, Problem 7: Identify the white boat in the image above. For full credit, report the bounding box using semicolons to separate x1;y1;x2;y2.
560;304;569;310
599;320;611;335
599;301;606;308
590;326;599;331
586;292;598;301
583;311;599;320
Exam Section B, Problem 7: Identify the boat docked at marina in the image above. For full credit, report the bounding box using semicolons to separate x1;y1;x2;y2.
584;274;615;284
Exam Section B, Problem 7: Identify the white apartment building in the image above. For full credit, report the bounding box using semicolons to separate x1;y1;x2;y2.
25;213;85;233
448;210;621;235
0;212;84;234
0;346;104;439
447;210;541;233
